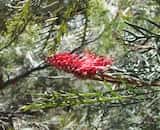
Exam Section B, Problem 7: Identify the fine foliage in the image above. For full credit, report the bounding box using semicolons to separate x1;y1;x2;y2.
0;0;160;130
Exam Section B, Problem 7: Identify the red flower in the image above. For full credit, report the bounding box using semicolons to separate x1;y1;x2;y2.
46;51;113;78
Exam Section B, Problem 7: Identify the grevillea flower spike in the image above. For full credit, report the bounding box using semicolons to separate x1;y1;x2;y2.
46;51;113;79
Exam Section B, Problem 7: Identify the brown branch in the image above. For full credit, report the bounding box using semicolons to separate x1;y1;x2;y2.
94;72;160;87
1;63;49;89
1;62;160;90
2;64;160;90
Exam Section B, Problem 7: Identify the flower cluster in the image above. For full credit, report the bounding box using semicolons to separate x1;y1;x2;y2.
46;51;113;78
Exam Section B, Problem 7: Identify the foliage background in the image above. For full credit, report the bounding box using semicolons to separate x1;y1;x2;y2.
0;0;160;130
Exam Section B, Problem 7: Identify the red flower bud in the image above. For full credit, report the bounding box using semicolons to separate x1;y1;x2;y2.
46;51;113;78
